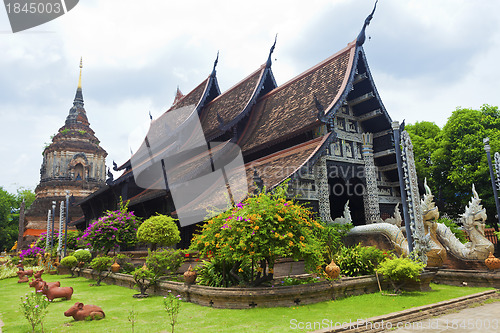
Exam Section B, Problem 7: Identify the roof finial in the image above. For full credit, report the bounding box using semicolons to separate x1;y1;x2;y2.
211;51;219;78
78;57;83;89
266;34;278;68
73;57;84;107
356;0;378;46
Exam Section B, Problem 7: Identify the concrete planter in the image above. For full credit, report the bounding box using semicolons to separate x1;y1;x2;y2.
58;268;436;309
434;269;500;288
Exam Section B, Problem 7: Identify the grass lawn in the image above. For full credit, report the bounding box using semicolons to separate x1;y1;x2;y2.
0;273;495;333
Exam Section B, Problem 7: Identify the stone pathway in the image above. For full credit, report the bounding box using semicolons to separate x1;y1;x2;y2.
313;290;499;333
387;301;500;332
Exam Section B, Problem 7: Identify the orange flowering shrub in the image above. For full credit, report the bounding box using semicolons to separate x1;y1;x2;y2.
190;183;324;286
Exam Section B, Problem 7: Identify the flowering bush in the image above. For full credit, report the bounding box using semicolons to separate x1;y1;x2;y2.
189;182;324;286
20;290;50;333
35;230;83;251
19;247;44;260
79;199;141;254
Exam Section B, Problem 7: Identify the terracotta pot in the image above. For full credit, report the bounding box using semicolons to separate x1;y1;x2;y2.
184;265;197;284
325;260;340;279
485;252;500;271
111;261;120;273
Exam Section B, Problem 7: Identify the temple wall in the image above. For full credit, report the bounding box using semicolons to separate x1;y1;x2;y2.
290;105;400;224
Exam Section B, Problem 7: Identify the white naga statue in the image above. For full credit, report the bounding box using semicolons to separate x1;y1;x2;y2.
378;203;402;227
435;184;494;260
331;200;352;225
347;183;494;265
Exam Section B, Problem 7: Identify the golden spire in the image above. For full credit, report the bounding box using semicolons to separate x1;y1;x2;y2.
78;57;83;89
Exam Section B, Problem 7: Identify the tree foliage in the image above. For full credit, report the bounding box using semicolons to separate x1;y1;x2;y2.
404;121;441;186
136;214;180;250
0;187;36;252
406;105;500;224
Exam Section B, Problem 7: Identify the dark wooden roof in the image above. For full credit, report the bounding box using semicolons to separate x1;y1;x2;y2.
116;76;216;171
174;134;332;217
200;65;266;139
166;78;209;113
239;42;356;154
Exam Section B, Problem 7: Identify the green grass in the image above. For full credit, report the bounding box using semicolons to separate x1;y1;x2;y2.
0;274;494;333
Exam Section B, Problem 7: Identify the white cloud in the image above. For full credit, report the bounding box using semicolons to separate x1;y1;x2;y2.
1;0;500;193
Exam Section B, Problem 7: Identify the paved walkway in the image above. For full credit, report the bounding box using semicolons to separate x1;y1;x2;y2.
387;301;500;332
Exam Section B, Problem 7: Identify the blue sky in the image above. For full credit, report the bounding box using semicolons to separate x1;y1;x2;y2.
1;0;499;193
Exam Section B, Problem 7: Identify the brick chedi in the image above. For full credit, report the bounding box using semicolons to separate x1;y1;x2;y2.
21;59;107;248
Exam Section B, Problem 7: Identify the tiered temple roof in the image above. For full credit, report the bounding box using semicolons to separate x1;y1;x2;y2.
21;59;107;248
79;6;399;246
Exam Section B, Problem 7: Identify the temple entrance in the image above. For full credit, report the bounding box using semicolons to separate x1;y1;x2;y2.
348;177;366;225
328;176;366;226
329;177;348;221
326;161;367;226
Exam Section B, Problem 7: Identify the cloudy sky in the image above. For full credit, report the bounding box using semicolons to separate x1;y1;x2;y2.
1;0;499;194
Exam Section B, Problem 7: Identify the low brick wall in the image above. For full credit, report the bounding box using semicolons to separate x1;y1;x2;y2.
57;267;435;309
434;269;500;288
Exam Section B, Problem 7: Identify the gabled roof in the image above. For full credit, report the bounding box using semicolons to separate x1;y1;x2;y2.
116;74;219;172
200;65;268;140
173;133;333;219
239;41;357;154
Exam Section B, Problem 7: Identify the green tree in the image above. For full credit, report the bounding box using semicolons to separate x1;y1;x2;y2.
405;121;441;188
433;105;500;223
136;214;181;251
407;105;500;224
0;187;36;252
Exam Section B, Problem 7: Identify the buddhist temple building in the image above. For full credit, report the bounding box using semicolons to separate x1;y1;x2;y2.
20;59;107;248
79;7;401;248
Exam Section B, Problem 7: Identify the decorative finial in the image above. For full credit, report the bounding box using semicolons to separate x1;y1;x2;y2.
252;167;264;194
266;34;278;68
314;94;327;122
78;57;83;89
106;167;114;186
216;111;224;127
211;51;219;78
356;0;378;46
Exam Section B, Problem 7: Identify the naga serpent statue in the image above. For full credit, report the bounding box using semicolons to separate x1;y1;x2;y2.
347;182;493;266
435;184;494;260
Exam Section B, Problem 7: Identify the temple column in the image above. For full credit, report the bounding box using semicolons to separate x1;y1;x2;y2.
361;133;380;224
314;155;333;223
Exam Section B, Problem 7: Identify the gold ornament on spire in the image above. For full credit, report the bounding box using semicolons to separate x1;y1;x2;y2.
78;57;83;89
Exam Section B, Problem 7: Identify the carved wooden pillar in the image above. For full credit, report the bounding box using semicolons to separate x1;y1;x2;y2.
361;133;380;224
314;155;333;223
